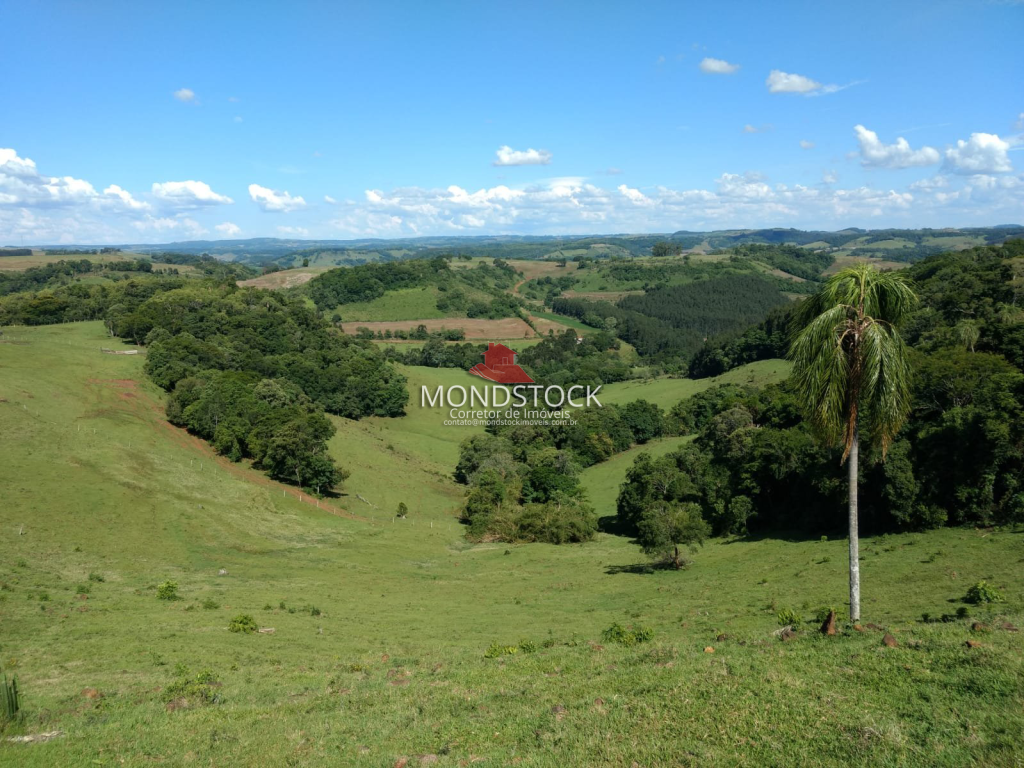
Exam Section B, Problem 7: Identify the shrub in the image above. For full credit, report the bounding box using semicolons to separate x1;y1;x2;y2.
517;639;538;654
228;614;258;634
777;607;800;627
201;598;219;610
163;667;220;705
965;581;1005;604
88;572;105;583
484;642;519;659
601;622;654;647
156;580;180;601
75;584;91;595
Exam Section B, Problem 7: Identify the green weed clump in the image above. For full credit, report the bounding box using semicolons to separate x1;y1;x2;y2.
602;622;654;647
228;614;258;634
776;607;800;626
201;598;219;610
1;670;21;723
156;580;179;601
483;638;540;658
163;667;220;706
965;580;1005;604
484;642;519;659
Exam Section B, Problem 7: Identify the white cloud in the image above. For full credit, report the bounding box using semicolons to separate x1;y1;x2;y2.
800;139;815;150
101;185;149;211
700;57;740;74
151;180;234;207
766;70;822;94
493;145;552;166
944;133;1014;174
233;116;243;123
854;125;941;169
324;195;338;204
617;184;653;206
743;124;773;134
277;225;309;237
215;222;241;236
1016;113;1024;131
248;183;307;212
132;214;207;237
823;170;839;184
0;148;148;213
173;88;196;103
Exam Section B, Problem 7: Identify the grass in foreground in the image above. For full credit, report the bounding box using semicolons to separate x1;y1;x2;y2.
0;323;1021;766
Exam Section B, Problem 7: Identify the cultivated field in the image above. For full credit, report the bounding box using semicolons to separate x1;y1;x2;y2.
0;323;1021;766
341;316;540;340
236;267;331;289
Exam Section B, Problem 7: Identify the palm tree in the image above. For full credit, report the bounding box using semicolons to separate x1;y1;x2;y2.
788;264;917;621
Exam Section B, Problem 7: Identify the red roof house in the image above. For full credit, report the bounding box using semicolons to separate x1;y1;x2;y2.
468;342;535;383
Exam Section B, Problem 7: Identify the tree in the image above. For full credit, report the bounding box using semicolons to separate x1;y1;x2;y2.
788;264;916;621
636;501;710;569
396;501;408;518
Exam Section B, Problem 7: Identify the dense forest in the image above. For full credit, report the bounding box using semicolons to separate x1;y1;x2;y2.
617;240;1024;541
453;239;1024;548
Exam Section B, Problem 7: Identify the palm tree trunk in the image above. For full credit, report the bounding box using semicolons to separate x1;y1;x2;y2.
848;423;861;622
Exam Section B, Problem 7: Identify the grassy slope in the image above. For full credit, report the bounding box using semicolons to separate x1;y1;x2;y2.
0;324;1022;766
337;286;448;322
595;359;792;410
579;436;694;520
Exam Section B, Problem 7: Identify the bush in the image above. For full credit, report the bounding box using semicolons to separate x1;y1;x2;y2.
601;622;654;647
777;607;800;626
965;581;1005;605
163;667;220;705
201;598;219;610
156;580;179;601
484;642;519;659
228;614;258;634
88;572;105;582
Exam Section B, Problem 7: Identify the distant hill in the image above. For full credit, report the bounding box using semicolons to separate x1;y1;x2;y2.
27;226;1023;266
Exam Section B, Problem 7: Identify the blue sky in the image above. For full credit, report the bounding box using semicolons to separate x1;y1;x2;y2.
2;0;1022;243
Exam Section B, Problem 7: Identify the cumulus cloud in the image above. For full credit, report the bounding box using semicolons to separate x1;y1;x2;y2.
277;225;310;237
132;214;207;237
944;133;1014;174
618;184;654;206
173;88;196;102
493;145;552;166
699;57;740;74
151;180;234;207
324;195;337;204
800;139;815;149
101;185;149;211
766;70;822;94
0;148;148;212
248;183;307;212
215;222;241;236
854;125;941;169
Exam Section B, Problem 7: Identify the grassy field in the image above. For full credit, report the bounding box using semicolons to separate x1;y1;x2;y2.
594;359;792;410
1;323;1022;766
580;436;694;520
236;267;331;290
